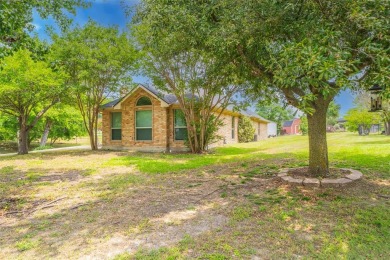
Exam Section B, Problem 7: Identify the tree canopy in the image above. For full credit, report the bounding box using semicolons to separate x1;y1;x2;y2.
0;49;66;154
51;20;139;150
132;0;389;176
133;1;243;152
256;103;294;135
345;108;381;135
0;0;88;58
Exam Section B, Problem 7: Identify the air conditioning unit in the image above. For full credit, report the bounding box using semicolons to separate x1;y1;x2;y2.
253;134;258;141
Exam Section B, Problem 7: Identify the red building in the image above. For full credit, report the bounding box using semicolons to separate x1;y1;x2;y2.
282;118;301;135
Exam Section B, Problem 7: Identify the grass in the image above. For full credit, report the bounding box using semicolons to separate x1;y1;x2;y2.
99;133;390;177
0;132;389;259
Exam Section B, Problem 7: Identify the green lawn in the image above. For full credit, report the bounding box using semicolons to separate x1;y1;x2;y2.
0;132;389;259
104;132;390;178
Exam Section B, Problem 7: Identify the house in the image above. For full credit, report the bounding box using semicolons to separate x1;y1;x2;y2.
282;118;301;135
267;122;277;137
101;84;271;152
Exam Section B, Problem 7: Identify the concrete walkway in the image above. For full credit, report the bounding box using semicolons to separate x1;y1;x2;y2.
0;145;92;157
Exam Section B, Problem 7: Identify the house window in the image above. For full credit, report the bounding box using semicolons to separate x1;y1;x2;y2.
232;116;235;139
136;110;152;140
111;112;122;140
136;96;152;106
174;109;187;141
135;96;152;141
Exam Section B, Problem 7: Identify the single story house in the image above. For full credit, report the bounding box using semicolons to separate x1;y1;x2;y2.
282;118;301;135
101;85;271;152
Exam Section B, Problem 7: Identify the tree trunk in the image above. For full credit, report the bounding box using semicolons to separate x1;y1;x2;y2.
307;100;330;177
94;109;99;149
40;120;52;147
385;121;390;135
18;116;29;155
89;128;97;150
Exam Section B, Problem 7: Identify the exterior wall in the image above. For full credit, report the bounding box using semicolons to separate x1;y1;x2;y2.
102;88;169;152
267;122;277;136
167;105;188;152
102;88;270;151
211;113;239;147
251;120;268;141
283;119;301;135
258;122;268;140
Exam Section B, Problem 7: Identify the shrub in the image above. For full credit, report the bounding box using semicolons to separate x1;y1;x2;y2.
238;116;255;143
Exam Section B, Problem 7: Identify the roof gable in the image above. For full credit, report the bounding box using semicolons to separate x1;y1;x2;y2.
115;85;170;109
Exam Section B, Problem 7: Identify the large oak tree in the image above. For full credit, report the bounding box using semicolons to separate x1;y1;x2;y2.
0;50;66;154
134;0;389;176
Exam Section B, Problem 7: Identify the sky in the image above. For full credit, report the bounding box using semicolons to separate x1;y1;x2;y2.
32;0;356;117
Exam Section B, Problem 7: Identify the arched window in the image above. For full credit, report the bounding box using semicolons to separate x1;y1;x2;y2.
135;96;152;140
136;96;152;106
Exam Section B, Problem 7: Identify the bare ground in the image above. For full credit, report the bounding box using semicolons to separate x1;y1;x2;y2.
0;151;388;259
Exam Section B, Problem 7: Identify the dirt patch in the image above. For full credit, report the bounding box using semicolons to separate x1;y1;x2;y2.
288;167;350;178
37;171;82;182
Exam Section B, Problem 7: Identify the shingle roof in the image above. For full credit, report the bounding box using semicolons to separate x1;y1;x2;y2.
101;98;122;108
283;120;294;127
240;109;271;123
102;84;271;123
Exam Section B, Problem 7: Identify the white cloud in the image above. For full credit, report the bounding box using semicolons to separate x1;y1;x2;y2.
31;23;41;31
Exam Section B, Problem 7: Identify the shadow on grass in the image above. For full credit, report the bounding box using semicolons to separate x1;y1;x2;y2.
103;150;299;174
0;150;124;162
0;148;389;259
354;140;390;145
330;152;390;179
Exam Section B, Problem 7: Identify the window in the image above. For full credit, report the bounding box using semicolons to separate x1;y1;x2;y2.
136;96;152;106
136;110;152;140
174;109;187;140
111;112;122;140
232;116;235;139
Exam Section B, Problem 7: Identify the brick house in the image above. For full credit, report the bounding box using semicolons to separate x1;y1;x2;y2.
282;118;301;135
101;85;270;152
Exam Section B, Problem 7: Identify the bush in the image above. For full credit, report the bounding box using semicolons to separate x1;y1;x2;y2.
238;116;255;142
300;116;308;135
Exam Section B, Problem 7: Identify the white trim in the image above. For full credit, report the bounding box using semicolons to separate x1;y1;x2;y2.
114;85;169;109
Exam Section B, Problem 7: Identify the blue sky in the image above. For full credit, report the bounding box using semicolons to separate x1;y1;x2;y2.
32;0;356;117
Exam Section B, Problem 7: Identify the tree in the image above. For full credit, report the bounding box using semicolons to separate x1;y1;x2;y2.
300;116;309;136
327;101;341;127
238;116;255;143
151;0;388;176
0;0;87;59
381;89;390;135
0;113;17;141
256;103;294;135
50;21;139;150
354;89;390;135
345;108;381;135
218;0;388;176
38;104;86;147
0;49;66;154
133;2;242;153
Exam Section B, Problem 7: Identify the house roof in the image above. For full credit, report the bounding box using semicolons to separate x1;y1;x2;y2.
241;109;271;123
102;84;271;123
283;120;294;127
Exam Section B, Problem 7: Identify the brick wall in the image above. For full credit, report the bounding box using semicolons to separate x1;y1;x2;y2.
102;88;170;152
167;106;188;152
102;88;269;151
208;113;238;148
